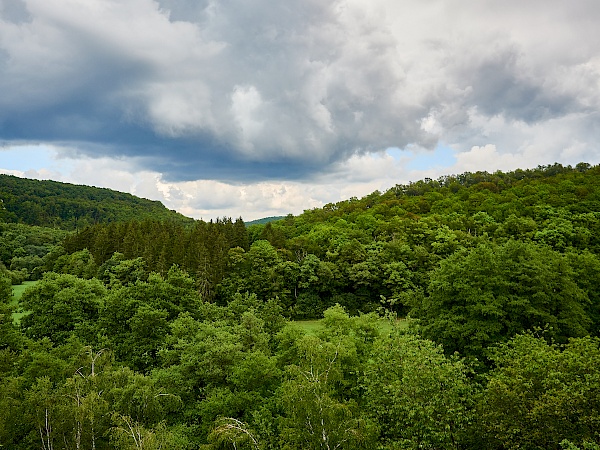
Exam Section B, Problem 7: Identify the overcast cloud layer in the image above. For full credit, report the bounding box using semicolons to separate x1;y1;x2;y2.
1;0;600;219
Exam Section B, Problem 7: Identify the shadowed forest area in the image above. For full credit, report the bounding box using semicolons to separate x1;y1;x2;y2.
1;162;600;449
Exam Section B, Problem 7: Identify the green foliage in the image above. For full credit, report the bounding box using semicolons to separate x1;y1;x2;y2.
363;331;473;449
245;216;286;226
64;218;249;300
278;333;376;449
97;253;148;287
0;174;193;229
0;275;24;352
154;302;282;446
561;441;600;450
208;417;261;450
564;250;600;335
98;268;201;372
0;340;184;450
4;162;600;449
0;223;68;280
55;163;600;321
274;306;383;449
224;240;285;301
111;415;189;449
20;273;107;345
477;334;600;449
0;273;11;302
53;248;98;279
414;240;590;363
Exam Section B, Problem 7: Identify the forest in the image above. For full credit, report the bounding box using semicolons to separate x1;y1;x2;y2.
0;174;193;229
1;162;600;449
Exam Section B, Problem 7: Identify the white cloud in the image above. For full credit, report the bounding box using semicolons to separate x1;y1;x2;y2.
0;168;25;177
1;0;600;218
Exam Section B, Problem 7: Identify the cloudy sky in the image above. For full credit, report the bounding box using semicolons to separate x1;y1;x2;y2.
1;0;599;220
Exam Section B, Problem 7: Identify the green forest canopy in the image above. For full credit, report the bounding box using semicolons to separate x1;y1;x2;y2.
0;174;193;229
1;162;600;449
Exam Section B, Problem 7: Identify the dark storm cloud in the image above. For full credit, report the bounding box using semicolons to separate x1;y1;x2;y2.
0;0;425;181
0;0;31;23
457;47;579;123
1;0;600;182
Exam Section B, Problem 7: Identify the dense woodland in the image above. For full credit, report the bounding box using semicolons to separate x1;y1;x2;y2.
1;162;600;449
0;174;193;229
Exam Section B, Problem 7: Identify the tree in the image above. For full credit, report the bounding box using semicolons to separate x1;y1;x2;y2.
110;415;185;450
208;417;260;450
414;240;590;364
276;306;379;449
564;250;600;335
154;304;282;446
97;253;148;288
0;275;23;354
278;333;376;449
24;376;63;450
97;271;201;372
218;240;286;303
0;274;12;302
20;273;106;345
477;334;600;449
53;248;98;279
363;331;473;449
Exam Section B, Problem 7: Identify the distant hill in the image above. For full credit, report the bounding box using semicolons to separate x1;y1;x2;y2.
246;216;286;226
0;174;194;229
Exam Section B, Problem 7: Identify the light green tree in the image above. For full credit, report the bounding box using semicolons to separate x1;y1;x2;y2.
477;334;600;450
278;312;377;450
363;332;473;449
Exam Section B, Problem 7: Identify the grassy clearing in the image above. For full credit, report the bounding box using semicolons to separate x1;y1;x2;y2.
294;317;410;335
11;280;38;302
293;319;322;335
11;280;38;324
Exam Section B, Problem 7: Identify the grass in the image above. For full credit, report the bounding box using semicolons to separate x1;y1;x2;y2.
10;280;38;324
294;316;410;335
11;280;38;301
293;319;323;335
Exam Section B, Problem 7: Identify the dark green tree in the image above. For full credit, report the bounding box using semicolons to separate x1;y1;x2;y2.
0;275;23;353
98;269;201;372
20;273;106;345
414;240;590;364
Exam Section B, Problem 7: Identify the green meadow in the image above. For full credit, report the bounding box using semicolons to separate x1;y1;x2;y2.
10;280;37;324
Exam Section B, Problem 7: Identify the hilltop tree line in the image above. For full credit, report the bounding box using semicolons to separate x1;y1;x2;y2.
1;162;600;449
0;174;192;229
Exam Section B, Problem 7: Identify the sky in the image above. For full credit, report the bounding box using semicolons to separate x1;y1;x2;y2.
1;0;599;221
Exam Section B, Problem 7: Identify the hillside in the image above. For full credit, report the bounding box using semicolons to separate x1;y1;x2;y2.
0;174;193;229
245;215;286;226
3;162;600;449
63;162;600;314
292;161;600;230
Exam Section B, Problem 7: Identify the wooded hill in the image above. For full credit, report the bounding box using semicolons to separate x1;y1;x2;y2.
64;162;600;318
2;162;600;449
245;216;286;226
0;174;193;229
